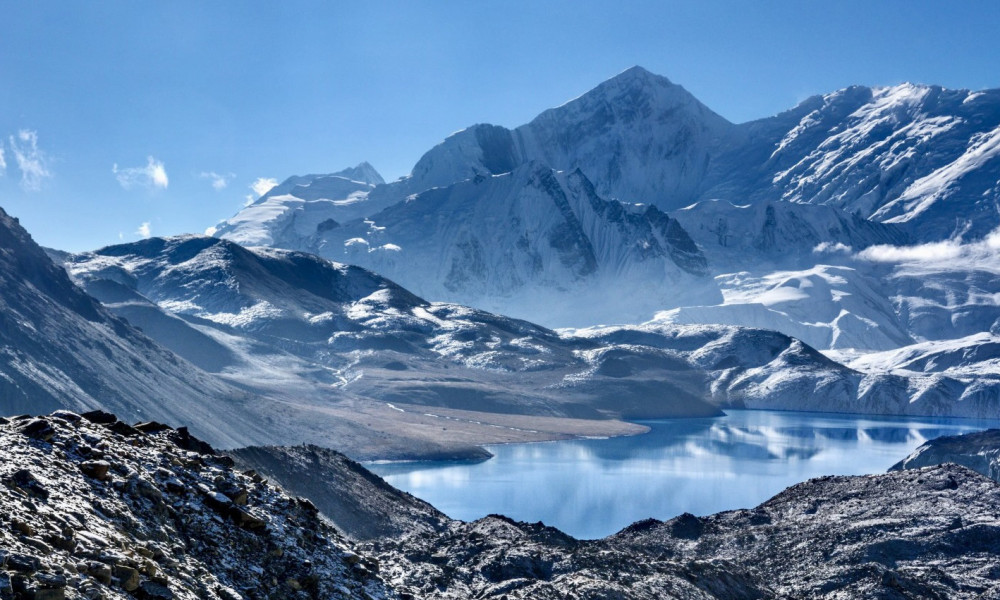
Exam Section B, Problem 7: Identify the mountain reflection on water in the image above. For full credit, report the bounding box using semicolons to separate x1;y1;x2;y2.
368;410;999;539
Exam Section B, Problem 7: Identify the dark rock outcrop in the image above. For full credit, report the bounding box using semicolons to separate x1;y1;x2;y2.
890;428;1000;480
0;413;394;600
227;444;448;541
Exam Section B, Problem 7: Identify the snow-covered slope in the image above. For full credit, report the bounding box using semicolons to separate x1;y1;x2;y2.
212;162;393;247
661;199;918;351
407;66;731;207
309;163;720;325
832;333;1000;379
671;199;909;268
206;68;1000;403
64;236;1000;424
655;265;913;351
569;321;1000;419
706;83;1000;240
214;69;1000;338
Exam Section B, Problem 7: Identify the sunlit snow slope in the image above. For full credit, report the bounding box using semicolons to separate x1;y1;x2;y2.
209;66;1000;412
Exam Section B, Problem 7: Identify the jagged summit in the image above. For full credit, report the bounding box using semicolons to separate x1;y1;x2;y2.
542;64;726;126
213;68;1000;370
546;65;678;111
406;65;730;206
337;161;385;186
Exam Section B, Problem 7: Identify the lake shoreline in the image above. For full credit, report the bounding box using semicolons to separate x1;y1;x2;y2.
369;409;1000;539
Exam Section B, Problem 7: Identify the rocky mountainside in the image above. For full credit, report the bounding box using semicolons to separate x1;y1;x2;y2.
0;207;261;448
64;233;1000;447
0;411;393;600
405;66;731;208
706;83;1000;241
6;409;1000;599
890;428;1000;480
310;163;720;325
229;437;1000;599
607;463;1000;599
211;68;1000;373
227;445;448;541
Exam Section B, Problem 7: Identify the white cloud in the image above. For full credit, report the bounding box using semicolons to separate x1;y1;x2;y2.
244;177;278;206
813;242;853;255
204;225;218;236
857;239;964;263
135;222;152;238
9;129;52;191
0;147;6;174
857;229;1000;266
251;176;277;196
200;171;234;191
114;156;169;190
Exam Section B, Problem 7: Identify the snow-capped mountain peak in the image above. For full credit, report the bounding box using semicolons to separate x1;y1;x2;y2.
405;65;732;208
212;162;396;248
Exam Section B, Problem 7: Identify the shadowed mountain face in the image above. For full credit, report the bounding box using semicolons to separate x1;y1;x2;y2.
0;207;262;448
311;163;720;326
227;444;449;541
891;428;1000;479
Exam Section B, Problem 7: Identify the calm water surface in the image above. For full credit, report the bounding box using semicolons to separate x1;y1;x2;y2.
368;410;999;539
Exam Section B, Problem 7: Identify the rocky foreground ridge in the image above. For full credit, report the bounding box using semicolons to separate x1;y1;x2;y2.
4;411;1000;599
0;412;392;600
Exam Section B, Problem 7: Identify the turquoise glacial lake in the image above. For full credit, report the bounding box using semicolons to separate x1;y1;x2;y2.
368;410;1000;539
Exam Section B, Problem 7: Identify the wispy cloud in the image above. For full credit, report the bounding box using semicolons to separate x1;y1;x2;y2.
135;222;152;238
114;156;169;190
200;171;234;191
246;177;278;205
9;130;52;191
813;241;853;255
856;230;1000;266
0;147;6;174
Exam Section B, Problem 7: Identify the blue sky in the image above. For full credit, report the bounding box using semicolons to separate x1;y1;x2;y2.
2;0;999;251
